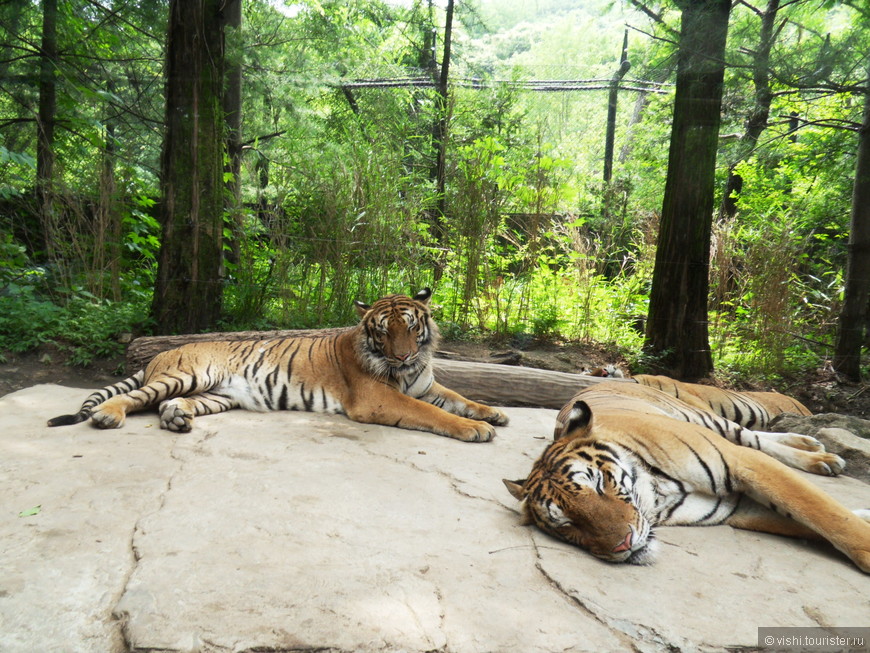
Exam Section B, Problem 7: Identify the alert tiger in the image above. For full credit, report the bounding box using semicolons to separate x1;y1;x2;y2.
48;289;508;442
504;379;870;572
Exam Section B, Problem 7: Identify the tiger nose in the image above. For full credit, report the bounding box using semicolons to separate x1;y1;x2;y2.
395;351;411;361
612;530;633;553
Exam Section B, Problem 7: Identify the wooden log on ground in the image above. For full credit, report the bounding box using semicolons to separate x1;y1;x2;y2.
431;358;623;409
126;331;627;409
125;328;351;370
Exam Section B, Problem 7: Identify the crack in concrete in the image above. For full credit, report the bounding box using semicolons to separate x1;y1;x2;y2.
109;429;214;653
528;535;679;653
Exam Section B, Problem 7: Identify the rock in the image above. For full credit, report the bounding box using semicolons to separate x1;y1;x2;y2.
2;385;869;653
769;413;870;482
488;350;523;365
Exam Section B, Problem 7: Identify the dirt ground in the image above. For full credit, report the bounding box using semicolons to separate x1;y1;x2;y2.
2;338;869;419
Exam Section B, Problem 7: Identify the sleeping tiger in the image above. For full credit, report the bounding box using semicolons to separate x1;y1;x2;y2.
504;378;870;572
48;289;508;442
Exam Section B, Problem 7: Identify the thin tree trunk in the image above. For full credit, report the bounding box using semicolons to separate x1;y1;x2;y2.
833;68;870;381
644;0;731;380
36;0;57;261
151;0;226;334
603;30;630;184
430;0;453;281
222;0;243;266
719;0;780;219
97;78;119;300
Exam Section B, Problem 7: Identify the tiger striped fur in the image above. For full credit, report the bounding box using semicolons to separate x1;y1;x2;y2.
505;380;870;572
47;289;508;442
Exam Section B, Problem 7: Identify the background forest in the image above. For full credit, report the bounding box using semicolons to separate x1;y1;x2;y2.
0;0;868;383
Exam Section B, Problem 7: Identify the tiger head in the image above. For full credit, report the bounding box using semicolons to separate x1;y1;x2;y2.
504;400;657;565
354;288;439;377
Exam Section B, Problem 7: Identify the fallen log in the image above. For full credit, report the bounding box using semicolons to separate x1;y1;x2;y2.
126;331;625;409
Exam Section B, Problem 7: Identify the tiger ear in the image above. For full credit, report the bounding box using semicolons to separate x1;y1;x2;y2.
502;478;528;501
564;400;593;435
354;300;371;318
413;288;432;305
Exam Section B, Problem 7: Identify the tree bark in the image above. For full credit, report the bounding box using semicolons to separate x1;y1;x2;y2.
429;0;454;281
603;30;630;184
97;77;120;301
719;0;780;220
833;68;870;381
36;0;57;261
151;0;227;334
222;0;243;265
644;0;731;380
125;331;621;409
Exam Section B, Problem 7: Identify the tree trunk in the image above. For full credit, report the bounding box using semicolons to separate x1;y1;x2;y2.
719;0;780;220
833;70;870;381
151;0;227;334
97;78;120;301
222;0;243;265
603;30;630;184
36;0;57;261
125;331;621;409
429;0;454;281
644;0;731;380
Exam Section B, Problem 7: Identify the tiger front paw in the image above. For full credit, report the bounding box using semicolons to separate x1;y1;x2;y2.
450;418;496;443
780;432;826;452
465;403;509;426
159;399;194;433
482;406;509;426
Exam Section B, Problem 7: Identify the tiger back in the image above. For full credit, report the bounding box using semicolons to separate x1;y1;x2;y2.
48;289;508;442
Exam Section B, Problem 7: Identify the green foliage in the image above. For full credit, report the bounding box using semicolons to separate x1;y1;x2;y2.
0;282;147;365
0;0;866;381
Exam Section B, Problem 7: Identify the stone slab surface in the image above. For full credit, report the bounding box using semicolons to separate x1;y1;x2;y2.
1;384;869;653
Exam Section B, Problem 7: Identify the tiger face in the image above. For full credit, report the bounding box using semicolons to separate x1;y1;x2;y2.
504;401;657;564
354;288;437;378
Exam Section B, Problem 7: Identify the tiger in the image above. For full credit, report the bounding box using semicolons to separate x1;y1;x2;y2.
48;289;509;442
504;379;870;573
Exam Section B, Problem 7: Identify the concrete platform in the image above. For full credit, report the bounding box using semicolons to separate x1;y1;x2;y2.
1;384;868;653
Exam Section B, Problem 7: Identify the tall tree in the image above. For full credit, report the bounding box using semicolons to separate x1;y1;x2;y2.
36;0;57;260
222;0;243;265
833;61;870;381
644;0;731;379
151;0;227;334
430;0;454;280
718;0;780;219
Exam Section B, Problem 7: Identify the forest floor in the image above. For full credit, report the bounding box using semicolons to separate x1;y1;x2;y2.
2;337;869;419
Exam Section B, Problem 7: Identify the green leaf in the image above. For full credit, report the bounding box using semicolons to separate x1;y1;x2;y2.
18;505;41;518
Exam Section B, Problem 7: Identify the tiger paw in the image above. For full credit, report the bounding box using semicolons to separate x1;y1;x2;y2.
780;432;826;452
807;452;846;476
159;399;194;433
466;403;509;426
450;418;496;443
482;406;509;426
90;407;126;429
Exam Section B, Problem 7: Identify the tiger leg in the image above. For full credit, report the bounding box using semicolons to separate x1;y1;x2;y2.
419;382;509;426
345;385;497;442
727;499;870;540
755;431;825;452
90;373;196;429
726;496;826;540
750;433;845;476
158;392;239;433
730;447;870;573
